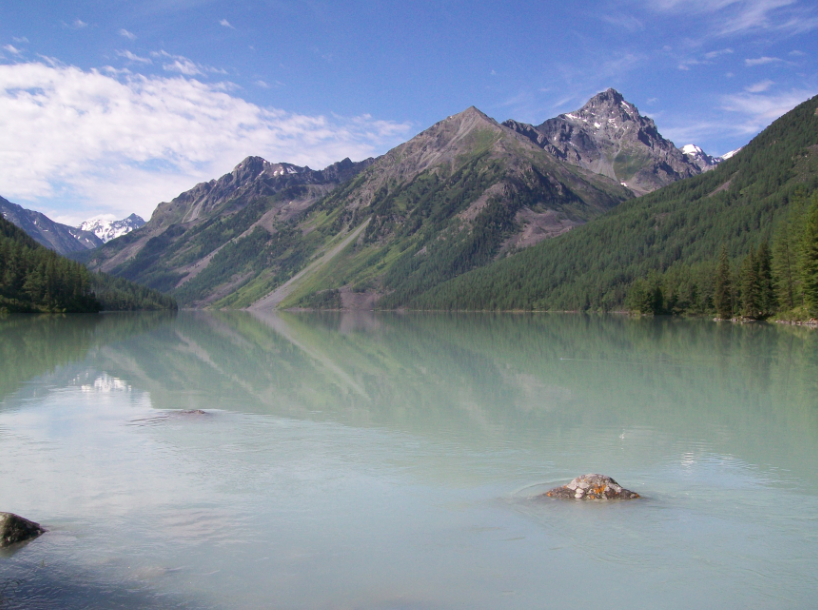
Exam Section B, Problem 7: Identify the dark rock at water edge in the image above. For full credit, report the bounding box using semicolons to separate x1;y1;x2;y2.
544;474;640;500
0;512;45;547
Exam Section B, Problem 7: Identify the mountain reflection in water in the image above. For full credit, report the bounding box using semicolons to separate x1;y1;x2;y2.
0;312;816;609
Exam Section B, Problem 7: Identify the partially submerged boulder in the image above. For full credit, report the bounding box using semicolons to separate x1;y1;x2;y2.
544;474;640;500
0;512;45;547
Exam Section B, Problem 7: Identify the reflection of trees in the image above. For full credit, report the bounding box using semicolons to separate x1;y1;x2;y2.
83;311;818;472
0;312;176;402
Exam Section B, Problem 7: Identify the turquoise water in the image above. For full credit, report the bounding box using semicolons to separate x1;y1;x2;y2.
1;311;817;609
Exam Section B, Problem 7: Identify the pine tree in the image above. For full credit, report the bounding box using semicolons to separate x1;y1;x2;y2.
756;241;776;317
740;250;761;319
802;194;818;316
714;245;733;319
772;219;798;310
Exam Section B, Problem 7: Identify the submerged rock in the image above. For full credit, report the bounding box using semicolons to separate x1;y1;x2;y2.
0;512;45;547
544;474;640;500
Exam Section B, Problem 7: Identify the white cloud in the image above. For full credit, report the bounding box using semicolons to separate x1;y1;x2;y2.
745;56;782;66
12;37;29;44
642;0;818;36
745;79;774;92
71;19;88;29
150;50;227;76
119;29;137;40
3;45;22;56
0;61;411;221
659;88;814;150
116;50;152;64
721;88;814;125
219;19;235;29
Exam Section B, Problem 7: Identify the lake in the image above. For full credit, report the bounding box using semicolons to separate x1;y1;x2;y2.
1;311;817;609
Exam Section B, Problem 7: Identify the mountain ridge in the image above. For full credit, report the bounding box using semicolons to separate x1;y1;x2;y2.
503;88;704;195
1;197;103;255
79;89;732;310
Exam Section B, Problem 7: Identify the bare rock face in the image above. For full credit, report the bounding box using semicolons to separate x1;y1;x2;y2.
544;474;640;500
0;512;45;547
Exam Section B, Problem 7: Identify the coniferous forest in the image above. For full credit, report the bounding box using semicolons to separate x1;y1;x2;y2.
1;215;176;313
412;94;818;321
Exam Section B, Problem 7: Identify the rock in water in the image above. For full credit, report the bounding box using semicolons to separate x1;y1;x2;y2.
544;474;640;500
0;512;45;547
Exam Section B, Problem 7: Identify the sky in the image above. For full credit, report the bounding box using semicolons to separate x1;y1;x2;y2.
1;0;817;225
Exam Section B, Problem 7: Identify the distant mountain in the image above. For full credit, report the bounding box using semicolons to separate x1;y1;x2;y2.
411;93;818;313
0;197;102;255
503;89;702;195
82;89;750;311
0;214;175;313
251;106;631;311
681;144;721;172
79;213;145;243
83;106;631;309
79;157;376;304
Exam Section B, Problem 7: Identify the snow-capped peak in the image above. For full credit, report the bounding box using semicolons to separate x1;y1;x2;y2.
79;213;145;243
720;147;742;160
681;143;721;172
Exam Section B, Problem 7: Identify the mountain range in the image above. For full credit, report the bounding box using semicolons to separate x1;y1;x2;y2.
0;197;146;256
14;88;764;311
79;214;145;243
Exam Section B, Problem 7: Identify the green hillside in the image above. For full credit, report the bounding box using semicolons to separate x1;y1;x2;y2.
412;94;818;317
1;215;176;313
243;108;630;310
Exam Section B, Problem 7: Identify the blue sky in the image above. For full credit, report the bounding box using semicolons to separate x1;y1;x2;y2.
1;0;817;224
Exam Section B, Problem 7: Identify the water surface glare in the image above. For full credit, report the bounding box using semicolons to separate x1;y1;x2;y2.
1;312;817;609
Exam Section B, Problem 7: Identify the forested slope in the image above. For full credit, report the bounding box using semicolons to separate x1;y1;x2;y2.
412;94;818;316
1;215;176;313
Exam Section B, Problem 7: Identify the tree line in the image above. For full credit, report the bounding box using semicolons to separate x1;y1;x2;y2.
1;215;176;313
627;191;818;320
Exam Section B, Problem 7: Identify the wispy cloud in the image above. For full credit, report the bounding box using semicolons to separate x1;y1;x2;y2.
0;61;411;220
66;18;89;30
150;50;227;76
745;55;782;66
600;14;644;32
219;19;235;29
678;49;733;71
12;37;29;44
119;29;137;41
640;0;818;37
659;88;814;152
3;45;23;56
745;79;774;92
116;50;152;64
721;88;814;125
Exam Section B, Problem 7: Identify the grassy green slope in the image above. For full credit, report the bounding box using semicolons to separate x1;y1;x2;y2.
271;121;630;309
412;94;818;311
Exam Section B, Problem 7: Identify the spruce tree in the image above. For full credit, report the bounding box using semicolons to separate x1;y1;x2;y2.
714;245;733;319
740;250;761;319
756;241;776;317
802;195;818;316
772;220;797;310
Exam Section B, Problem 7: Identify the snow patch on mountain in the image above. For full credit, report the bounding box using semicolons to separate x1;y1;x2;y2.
682;143;721;172
721;147;742;160
79;213;145;243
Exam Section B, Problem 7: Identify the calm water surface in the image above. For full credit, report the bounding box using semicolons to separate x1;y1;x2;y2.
1;312;817;609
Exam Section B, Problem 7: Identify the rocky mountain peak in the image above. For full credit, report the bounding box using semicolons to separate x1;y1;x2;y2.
681;144;721;172
503;88;701;195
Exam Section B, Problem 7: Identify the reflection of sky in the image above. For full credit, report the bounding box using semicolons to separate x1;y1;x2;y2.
1;313;818;609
